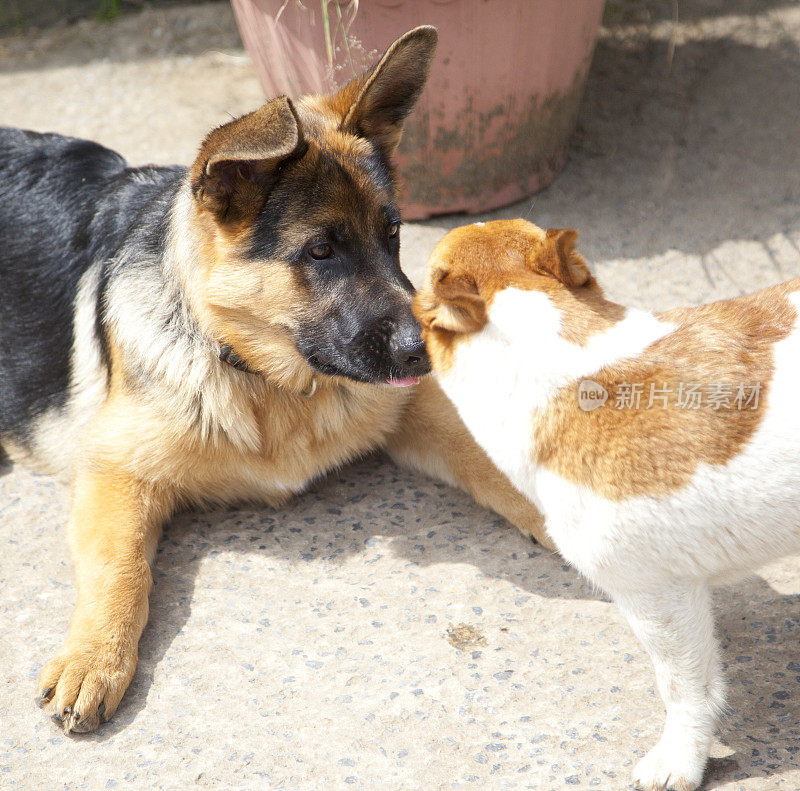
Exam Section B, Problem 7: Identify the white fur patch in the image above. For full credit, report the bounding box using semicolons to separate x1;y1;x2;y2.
436;287;676;504
106;184;265;454
28;262;108;477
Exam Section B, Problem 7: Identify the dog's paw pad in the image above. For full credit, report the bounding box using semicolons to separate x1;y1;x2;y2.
36;643;134;734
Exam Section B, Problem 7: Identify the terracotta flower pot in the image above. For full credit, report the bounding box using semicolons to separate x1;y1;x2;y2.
231;0;605;218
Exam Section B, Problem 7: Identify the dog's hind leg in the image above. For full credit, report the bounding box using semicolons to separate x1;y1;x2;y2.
613;581;725;791
35;465;173;733
383;376;555;549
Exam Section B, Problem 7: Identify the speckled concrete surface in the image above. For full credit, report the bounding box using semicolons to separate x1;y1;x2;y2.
3;2;800;789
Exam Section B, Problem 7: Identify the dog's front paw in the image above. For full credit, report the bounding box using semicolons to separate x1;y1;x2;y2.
35;639;137;734
632;736;706;791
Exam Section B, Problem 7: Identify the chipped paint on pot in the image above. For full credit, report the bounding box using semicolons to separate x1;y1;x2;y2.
231;0;605;218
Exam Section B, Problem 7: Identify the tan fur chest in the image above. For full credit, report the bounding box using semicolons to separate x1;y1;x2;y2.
89;376;412;509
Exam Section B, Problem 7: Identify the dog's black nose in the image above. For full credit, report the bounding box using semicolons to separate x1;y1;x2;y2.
390;332;431;375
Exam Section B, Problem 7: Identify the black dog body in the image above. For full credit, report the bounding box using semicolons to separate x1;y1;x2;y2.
0;127;183;458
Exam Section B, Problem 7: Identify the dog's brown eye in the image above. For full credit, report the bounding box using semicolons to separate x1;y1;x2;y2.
388;222;400;238
308;243;333;260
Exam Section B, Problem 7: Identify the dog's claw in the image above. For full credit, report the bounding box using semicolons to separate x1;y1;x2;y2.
68;714;96;734
57;705;72;726
36;687;53;708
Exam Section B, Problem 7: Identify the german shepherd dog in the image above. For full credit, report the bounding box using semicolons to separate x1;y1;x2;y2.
0;27;548;734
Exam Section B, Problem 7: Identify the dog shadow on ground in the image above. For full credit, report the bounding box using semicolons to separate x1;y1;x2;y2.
45;451;797;788
64;454;589;745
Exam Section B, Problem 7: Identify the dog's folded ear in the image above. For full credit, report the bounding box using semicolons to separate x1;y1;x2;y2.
422;270;487;334
191;96;306;224
326;26;438;159
528;228;591;288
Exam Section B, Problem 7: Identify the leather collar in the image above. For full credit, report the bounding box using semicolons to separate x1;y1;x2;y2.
215;340;316;397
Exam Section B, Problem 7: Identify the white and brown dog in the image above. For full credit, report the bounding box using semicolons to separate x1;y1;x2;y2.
414;218;800;791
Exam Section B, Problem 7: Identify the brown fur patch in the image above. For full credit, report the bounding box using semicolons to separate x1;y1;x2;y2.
317;26;438;158
193;216;316;391
190;97;305;226
92;329;410;507
534;281;799;499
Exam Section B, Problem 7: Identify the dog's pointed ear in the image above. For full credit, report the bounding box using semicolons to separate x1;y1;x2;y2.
528;228;591;287
191;96;306;224
426;270;487;334
325;26;438;159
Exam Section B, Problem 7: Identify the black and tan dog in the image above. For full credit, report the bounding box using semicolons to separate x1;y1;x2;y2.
0;27;548;734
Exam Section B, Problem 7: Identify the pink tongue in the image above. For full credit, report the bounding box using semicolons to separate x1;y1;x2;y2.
387;376;420;388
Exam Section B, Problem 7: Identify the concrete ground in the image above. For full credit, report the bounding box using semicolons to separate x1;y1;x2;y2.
2;1;800;788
